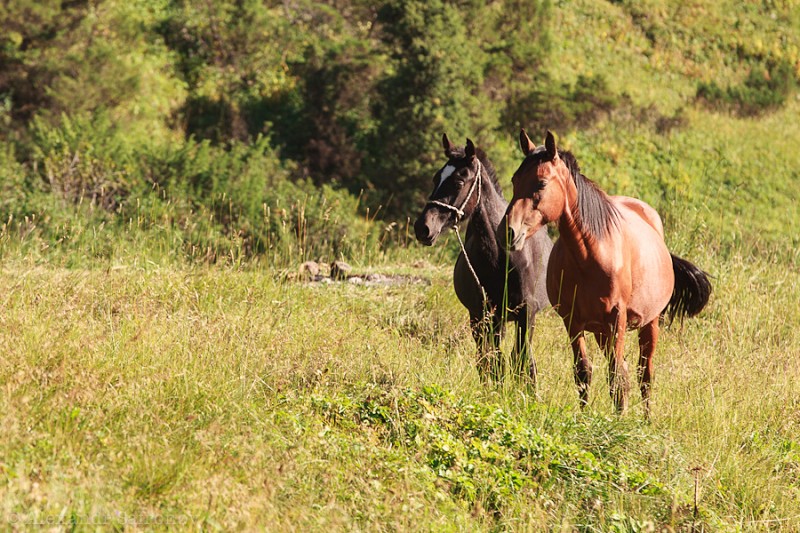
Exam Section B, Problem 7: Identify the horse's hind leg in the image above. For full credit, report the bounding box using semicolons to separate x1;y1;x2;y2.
637;319;659;419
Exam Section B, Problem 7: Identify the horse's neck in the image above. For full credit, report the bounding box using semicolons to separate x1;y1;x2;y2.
465;180;505;257
557;200;612;266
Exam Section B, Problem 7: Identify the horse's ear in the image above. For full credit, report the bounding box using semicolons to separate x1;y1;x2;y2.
545;130;558;160
465;138;476;160
442;133;456;156
519;129;536;156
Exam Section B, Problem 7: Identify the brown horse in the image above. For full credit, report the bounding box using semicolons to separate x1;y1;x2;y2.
497;130;711;415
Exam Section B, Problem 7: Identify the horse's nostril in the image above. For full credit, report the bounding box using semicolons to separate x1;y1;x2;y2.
507;226;516;244
413;218;435;244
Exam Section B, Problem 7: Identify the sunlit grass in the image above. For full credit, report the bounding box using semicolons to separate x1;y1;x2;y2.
2;0;799;529
1;243;798;529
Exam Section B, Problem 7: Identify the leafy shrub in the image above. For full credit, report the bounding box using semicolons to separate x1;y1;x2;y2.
29;113;140;210
4;113;385;265
697;59;797;116
504;74;625;133
0;141;27;215
140;135;380;262
314;385;667;519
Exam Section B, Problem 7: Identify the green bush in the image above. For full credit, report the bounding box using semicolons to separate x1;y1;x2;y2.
1;121;384;266
314;386;667;520
30;113;140;210
504;74;624;133
139;135;381;263
697;59;797;116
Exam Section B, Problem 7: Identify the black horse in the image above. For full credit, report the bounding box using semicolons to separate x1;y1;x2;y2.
414;135;553;384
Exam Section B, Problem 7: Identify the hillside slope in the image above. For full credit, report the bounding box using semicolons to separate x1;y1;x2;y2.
1;0;798;264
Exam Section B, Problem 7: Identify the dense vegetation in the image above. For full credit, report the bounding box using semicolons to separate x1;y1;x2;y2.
2;0;800;530
2;0;799;266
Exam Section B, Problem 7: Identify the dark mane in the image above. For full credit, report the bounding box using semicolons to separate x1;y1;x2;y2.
448;146;503;196
524;149;619;240
476;148;503;196
560;150;619;240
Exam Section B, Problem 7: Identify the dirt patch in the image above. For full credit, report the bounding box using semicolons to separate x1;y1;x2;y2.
286;261;429;286
307;272;429;286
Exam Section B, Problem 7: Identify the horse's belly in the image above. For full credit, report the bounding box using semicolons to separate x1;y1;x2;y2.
453;253;485;314
454;251;527;320
628;283;672;325
628;248;673;325
546;239;672;331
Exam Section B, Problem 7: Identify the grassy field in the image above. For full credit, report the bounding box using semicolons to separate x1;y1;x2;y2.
1;239;799;530
2;0;800;530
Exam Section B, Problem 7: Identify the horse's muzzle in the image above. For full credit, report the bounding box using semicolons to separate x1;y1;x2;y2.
508;227;528;251
413;216;438;246
496;218;527;252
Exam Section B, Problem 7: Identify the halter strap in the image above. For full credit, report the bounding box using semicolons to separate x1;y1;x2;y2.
424;160;483;223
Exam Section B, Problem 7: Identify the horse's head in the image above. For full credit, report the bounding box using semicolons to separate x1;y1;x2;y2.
498;130;570;252
414;134;484;246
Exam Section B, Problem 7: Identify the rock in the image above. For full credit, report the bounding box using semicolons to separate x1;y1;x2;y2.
282;271;298;282
330;260;352;281
299;261;320;280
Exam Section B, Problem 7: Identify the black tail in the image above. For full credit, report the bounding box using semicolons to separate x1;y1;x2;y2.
666;254;712;324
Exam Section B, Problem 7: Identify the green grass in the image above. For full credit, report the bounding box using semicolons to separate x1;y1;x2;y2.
1;245;798;530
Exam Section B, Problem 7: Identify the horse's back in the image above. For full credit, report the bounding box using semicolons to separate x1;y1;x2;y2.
612;196;665;238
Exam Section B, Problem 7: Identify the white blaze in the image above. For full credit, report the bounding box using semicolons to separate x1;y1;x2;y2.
435;164;456;192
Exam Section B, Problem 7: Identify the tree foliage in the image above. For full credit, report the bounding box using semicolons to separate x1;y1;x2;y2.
1;0;558;217
1;0;797;261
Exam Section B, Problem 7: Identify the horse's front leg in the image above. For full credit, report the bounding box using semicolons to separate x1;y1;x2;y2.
602;308;631;414
471;310;503;383
512;307;536;390
489;312;504;382
567;326;592;408
471;313;490;383
637;319;659;419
